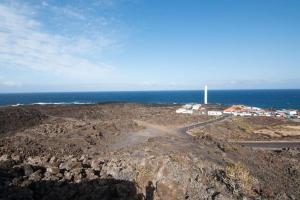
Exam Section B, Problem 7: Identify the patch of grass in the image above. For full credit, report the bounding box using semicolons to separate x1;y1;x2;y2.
190;129;205;136
226;162;254;194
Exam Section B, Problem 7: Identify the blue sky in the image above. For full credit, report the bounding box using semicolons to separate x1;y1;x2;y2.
0;0;300;92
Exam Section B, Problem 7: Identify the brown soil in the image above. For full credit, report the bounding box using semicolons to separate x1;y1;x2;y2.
191;116;300;141
0;103;299;200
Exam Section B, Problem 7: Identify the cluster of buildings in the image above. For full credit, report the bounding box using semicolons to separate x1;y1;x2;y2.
223;105;300;119
175;86;300;119
176;103;300;119
176;104;202;114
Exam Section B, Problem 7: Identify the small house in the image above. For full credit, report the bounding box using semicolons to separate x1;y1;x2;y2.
208;111;223;116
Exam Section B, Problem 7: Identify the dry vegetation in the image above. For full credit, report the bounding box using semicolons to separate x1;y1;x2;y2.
226;162;255;195
191;116;300;141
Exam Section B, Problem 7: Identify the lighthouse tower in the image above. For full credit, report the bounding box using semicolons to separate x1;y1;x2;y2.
204;85;208;104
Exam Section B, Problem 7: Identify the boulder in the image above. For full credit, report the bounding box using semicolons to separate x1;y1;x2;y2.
64;171;73;180
80;155;90;167
49;156;57;163
48;156;60;167
71;168;83;183
27;156;43;166
71;167;82;175
11;154;21;163
43;171;60;181
0;154;10;162
85;168;98;180
20;179;33;187
29;169;43;181
0;159;15;169
91;159;104;171
73;174;83;183
23;164;34;176
59;161;81;171
79;155;88;161
46;167;60;175
12;177;23;186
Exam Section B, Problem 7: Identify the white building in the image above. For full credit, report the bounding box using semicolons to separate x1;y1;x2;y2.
183;104;193;109
265;112;273;117
239;112;252;117
251;107;262;111
192;104;201;110
176;108;193;114
208;111;223;116
288;110;298;116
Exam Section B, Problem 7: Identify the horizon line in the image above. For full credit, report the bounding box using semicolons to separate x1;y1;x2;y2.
1;88;300;94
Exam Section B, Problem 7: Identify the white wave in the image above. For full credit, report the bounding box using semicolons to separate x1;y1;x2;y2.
31;102;93;105
11;103;23;107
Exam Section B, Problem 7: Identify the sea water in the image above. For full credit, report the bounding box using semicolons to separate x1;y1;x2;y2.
0;90;300;109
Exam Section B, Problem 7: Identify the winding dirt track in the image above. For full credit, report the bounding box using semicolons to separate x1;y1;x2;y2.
119;115;300;151
178;115;229;136
230;140;300;150
175;115;300;150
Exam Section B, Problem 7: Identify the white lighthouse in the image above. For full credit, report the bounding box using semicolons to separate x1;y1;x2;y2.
204;85;208;104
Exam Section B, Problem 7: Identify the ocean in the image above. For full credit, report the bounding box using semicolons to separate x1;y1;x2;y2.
0;90;300;109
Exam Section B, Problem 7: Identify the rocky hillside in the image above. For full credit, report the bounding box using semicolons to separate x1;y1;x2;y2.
0;107;46;134
0;104;299;200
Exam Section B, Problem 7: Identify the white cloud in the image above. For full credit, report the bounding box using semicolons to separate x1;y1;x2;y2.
1;81;21;87
0;2;115;82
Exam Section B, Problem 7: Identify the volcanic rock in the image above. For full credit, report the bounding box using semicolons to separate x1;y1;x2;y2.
23;164;34;176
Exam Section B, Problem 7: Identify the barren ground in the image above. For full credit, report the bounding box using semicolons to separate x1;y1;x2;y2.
0;103;299;200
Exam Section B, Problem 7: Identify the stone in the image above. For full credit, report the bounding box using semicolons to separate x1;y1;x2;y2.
0;159;15;169
73;174;83;183
11;154;21;163
43;171;60;181
59;161;81;171
80;155;91;167
29;169;43;181
91;159;103;171
64;171;73;180
48;156;60;167
23;164;34;176
20;179;33;187
49;156;57;163
71;167;83;183
85;168;98;180
0;154;10;162
27;156;43;166
12;177;23;186
71;167;82;175
46;167;60;175
71;157;78;162
79;155;88;161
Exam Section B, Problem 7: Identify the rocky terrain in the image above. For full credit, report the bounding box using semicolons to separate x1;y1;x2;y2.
0;103;299;200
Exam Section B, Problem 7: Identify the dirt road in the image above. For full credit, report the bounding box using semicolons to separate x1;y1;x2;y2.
178;115;229;136
231;140;300;150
